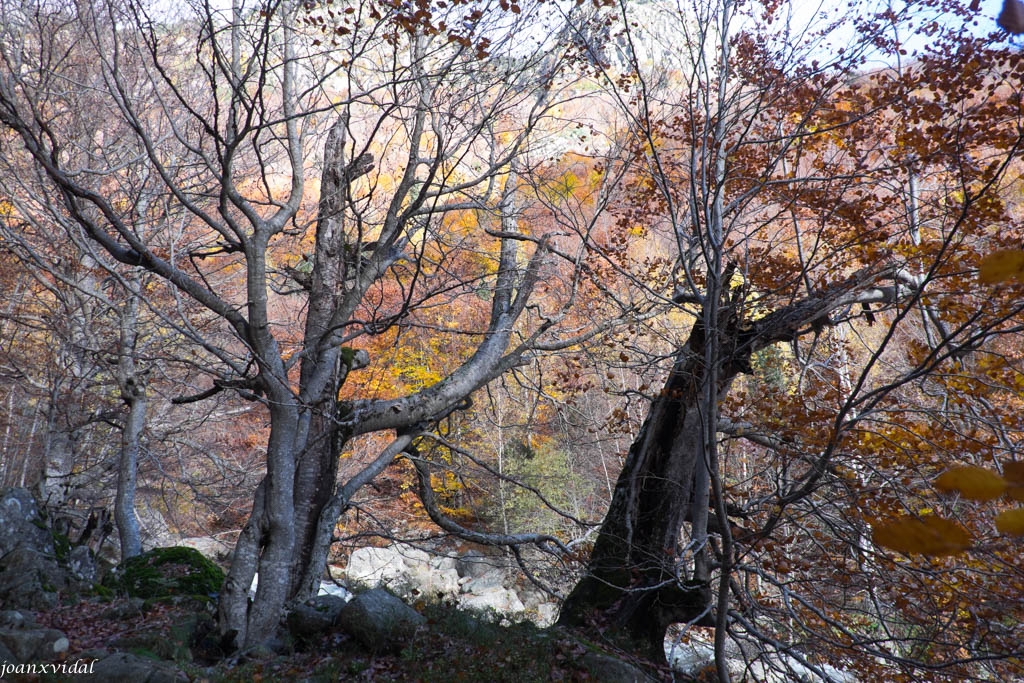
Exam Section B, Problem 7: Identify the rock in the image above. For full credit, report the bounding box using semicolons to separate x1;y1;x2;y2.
0;610;64;664
581;652;655;682
0;488;54;557
0;610;29;629
106;546;224;599
0;488;98;608
287;595;347;638
100;598;146;621
455;549;504;579
176;536;232;563
665;635;856;683
0;548;63;609
81;651;188;683
745;655;858;683
460;568;505;594
67;545;97;583
346;544;459;602
135;502;175;549
665;638;715;677
459;586;525;616
346;546;406;587
0;626;69;662
0;488;69;609
534;603;559;627
317;580;352;601
337;588;426;654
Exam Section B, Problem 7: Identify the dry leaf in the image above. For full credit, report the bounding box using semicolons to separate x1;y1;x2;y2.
995;508;1024;536
1002;461;1024;484
934;465;1008;501
979;249;1024;284
872;515;972;556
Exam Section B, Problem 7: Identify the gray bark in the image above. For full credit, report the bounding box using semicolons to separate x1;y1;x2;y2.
114;291;144;560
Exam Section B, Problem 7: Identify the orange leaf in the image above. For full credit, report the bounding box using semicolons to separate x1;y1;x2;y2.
995;508;1024;536
872;515;972;556
934;465;1007;501
979;249;1024;283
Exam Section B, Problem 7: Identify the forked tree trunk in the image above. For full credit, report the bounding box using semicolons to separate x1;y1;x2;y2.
559;267;901;661
558;313;746;661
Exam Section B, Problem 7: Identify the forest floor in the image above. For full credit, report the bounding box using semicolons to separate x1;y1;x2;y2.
32;593;670;682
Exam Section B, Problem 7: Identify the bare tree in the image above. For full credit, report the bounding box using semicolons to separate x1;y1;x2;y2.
0;0;610;648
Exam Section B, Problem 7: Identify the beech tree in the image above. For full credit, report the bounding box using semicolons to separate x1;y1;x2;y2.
0;0;613;648
557;0;1024;679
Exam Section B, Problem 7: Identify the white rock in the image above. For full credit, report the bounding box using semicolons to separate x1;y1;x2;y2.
317;582;352;601
459;587;525;616
346;544;459;601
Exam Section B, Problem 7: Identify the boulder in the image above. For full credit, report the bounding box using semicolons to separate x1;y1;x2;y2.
106;546;224;599
0;610;69;664
459;568;505;594
459;587;525;617
67;545;97;583
0;548;64;610
665;635;856;683
0;488;98;607
337;588;426;654
0;489;54;556
317;580;352;601
0;489;67;608
580;652;655;682
175;536;232;564
81;652;188;683
287;595;347;638
346;544;459;601
455;549;504;580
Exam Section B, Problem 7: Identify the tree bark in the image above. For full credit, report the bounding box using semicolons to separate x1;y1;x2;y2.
115;291;144;560
559;265;910;662
558;311;744;660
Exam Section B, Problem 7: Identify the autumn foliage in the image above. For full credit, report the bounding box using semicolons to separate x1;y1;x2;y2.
0;0;1022;679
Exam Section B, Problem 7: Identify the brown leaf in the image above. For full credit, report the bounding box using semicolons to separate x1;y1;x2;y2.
872;515;972;556
979;249;1024;284
934;465;1007;501
995;508;1024;536
1002;461;1024;484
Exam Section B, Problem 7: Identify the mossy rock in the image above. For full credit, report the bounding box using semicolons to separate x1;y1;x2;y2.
106;547;224;599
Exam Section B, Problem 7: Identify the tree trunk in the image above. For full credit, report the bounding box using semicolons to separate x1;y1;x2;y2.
115;380;145;560
289;115;359;599
115;292;144;560
558;317;744;660
558;265;909;661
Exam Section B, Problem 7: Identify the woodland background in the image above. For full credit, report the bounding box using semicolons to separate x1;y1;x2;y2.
0;0;1022;680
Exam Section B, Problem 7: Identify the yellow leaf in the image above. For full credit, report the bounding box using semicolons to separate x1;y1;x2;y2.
872;515;972;556
934;465;1007;501
995;508;1024;536
979;249;1024;283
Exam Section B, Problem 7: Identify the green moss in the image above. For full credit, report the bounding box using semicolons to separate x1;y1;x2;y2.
51;530;71;562
106;546;225;599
